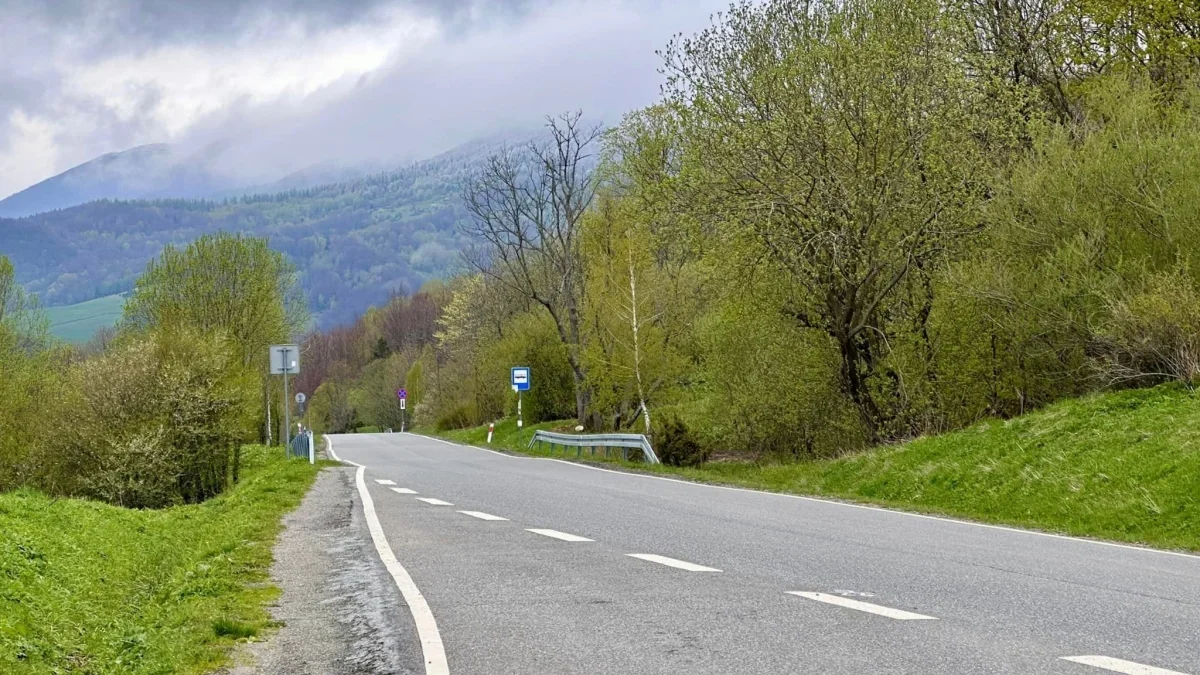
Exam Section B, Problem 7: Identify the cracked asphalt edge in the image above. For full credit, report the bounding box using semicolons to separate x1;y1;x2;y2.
223;465;422;675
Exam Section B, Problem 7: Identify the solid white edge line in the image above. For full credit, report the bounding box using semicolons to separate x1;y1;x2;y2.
375;433;1200;560
407;432;516;458
529;460;1198;561
324;435;362;467
788;592;937;621
416;498;454;506
1061;655;1190;675
626;553;721;572
458;511;509;521
353;466;448;675
526;528;593;542
390;487;418;495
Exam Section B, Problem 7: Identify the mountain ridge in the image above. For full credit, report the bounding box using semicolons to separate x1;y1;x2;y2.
0;134;533;329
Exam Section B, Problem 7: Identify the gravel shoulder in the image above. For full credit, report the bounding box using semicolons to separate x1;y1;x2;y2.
227;466;421;675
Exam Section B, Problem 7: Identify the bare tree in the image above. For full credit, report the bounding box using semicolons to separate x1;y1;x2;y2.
461;112;603;424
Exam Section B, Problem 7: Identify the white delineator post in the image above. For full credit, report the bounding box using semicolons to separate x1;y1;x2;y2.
487;422;495;444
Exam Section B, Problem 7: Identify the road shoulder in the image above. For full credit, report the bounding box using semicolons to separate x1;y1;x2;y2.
226;466;421;675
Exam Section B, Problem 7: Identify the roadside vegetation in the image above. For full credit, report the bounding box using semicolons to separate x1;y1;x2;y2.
0;233;313;671
440;382;1200;552
0;234;307;504
0;446;320;674
302;0;1200;474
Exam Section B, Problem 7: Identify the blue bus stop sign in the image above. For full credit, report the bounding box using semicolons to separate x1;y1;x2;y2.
511;367;531;392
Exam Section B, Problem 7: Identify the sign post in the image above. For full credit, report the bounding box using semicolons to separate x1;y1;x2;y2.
295;392;307;418
511;367;531;428
270;345;300;452
397;388;407;432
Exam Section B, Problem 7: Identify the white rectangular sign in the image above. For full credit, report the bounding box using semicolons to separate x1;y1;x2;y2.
269;344;300;375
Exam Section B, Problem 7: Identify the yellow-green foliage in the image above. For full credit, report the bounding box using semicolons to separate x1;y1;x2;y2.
30;328;257;508
0;256;62;491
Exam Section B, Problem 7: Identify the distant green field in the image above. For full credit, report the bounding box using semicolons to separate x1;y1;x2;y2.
45;294;126;343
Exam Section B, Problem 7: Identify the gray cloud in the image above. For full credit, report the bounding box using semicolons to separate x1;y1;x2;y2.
6;0;535;48
0;0;728;197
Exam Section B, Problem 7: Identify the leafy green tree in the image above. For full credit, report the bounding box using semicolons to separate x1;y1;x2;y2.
462;113;604;425
0;256;60;490
661;0;1022;439
959;0;1200;121
952;75;1200;414
581;196;689;434
122;233;308;442
123;234;308;366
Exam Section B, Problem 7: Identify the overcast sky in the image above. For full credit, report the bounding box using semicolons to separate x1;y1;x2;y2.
0;0;729;199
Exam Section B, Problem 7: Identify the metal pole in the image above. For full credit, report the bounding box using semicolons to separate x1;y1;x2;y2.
283;347;291;454
517;391;523;428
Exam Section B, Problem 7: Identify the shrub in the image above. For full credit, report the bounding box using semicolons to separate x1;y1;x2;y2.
31;327;256;508
435;403;476;431
1095;268;1200;387
653;416;706;467
699;297;866;458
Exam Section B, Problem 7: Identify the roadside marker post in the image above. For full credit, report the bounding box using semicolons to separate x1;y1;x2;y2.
397;388;407;432
487;421;495;444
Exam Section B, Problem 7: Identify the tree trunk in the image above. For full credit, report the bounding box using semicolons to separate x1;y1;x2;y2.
836;330;882;443
628;249;652;436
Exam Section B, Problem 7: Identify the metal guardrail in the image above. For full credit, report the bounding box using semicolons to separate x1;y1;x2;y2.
289;430;315;464
528;430;660;464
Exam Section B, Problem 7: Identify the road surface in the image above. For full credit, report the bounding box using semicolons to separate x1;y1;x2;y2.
327;432;1200;675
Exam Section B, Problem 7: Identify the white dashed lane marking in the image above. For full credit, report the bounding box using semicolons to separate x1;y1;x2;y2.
788;592;937;621
626;553;721;572
526;529;593;542
416;498;454;506
390;487;418;495
375;479;396;485
1061;656;1191;675
458;511;508;521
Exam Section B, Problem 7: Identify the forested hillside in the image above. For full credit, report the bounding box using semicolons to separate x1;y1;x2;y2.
1;137;520;328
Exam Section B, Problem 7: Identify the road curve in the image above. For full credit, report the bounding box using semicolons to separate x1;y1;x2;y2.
328;432;1200;675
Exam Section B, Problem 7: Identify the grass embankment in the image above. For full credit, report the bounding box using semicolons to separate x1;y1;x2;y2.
438;384;1200;552
0;446;322;674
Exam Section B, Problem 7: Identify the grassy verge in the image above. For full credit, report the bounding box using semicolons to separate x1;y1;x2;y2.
437;384;1200;552
0;446;323;674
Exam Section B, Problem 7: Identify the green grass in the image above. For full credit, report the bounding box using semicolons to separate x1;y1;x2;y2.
438;384;1200;552
0;446;323;674
45;294;126;343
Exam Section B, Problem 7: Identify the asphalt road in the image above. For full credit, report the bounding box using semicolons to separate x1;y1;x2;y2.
327;432;1200;675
